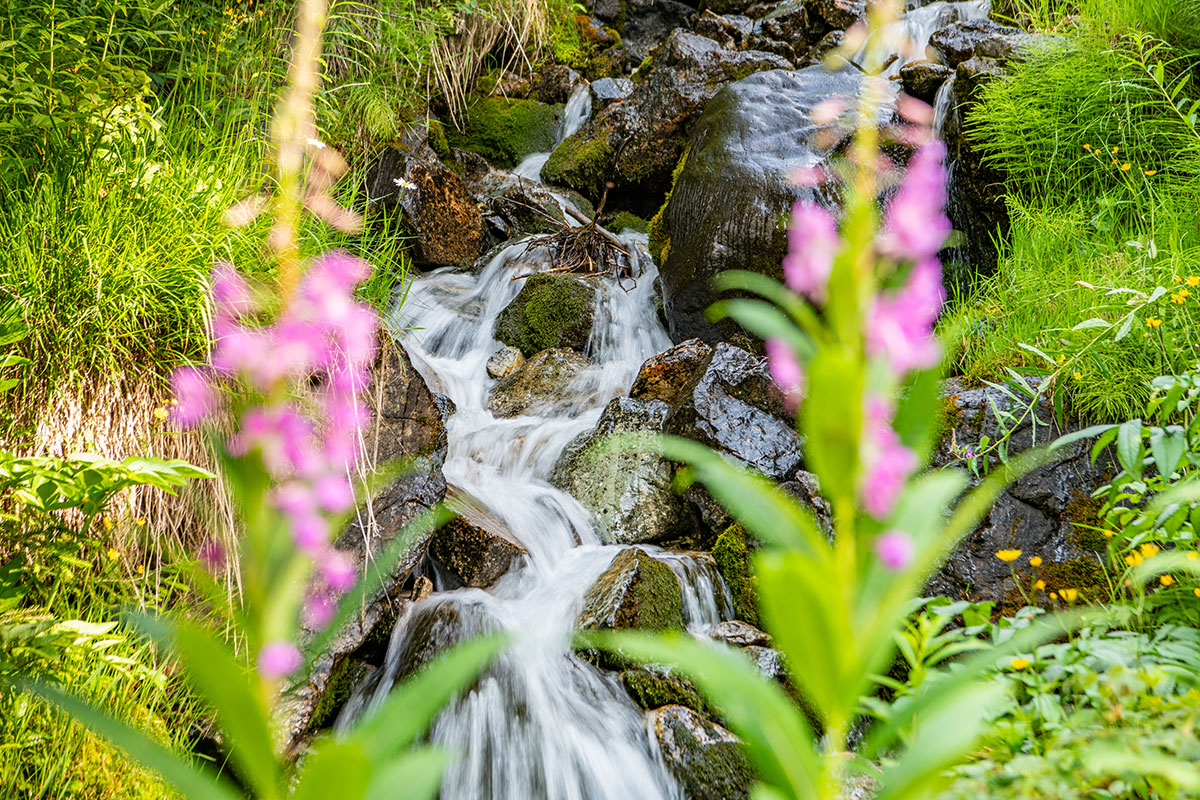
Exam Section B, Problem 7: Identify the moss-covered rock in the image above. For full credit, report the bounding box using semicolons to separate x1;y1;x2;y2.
426;118;451;161
712;524;759;626
306;657;374;732
577;548;685;632
622;667;708;715
541;132;616;200
1040;558;1108;604
494;273;597;357
445;98;564;169
650;705;753;800
647;145;690;265
608;211;649;233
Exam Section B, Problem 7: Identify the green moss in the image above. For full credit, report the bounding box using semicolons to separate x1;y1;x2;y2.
1064;492;1109;552
609;212;649;233
541;132;615;200
1040;557;1108;603
426;118;451;161
444;98;563;169
712;524;759;626
307;657;372;732
494;273;595;357
622;668;708;714
647;144;689;265
662;713;754;800
628;552;686;630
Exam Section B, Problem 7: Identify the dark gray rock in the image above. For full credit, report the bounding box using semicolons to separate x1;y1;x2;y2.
591;76;634;105
899;59;952;102
365;147;486;268
487;348;590;418
693;9;755;49
810;0;865;29
538;64;585;104
752;0;822;63
550;397;691;545
622;0;699;61
485;182;570;238
653;66;859;343
929;378;1112;605
927;19;1020;68
706;620;771;647
650;705;753;800
542;31;792;213
430;491;529;588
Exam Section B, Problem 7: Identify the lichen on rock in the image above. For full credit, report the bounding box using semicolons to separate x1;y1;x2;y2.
494;273;597;357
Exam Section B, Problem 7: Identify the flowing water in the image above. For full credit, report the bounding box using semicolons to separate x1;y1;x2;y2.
340;5;989;796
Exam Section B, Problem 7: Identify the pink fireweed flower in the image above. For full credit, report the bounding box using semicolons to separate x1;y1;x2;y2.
859;395;917;519
211;262;257;319
314;473;354;513
875;530;915;571
197;539;225;572
170;366;217;429
765;338;805;413
258;641;302;680
290;511;329;554
782;201;839;304
866;259;944;375
879;140;951;262
303;588;336;629
319;549;356;592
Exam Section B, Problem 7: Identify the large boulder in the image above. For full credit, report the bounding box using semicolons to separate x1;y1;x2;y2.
899;59;953;102
365;148;486;268
809;0;864;30
927;19;1021;68
629;337;714;406
619;0;698;61
494;273;597;357
621;667;709;715
929;378;1112;606
444;97;565;169
651;66;859;343
550;397;690;545
486;348;590;418
542;31;792;213
577;548;685;633
649;705;754;800
430;491;529;588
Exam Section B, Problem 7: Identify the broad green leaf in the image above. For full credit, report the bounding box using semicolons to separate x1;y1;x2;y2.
1016;342;1058;367
1116;418;1143;476
350;634;508;761
801;349;861;507
1048;423;1118;452
1113;313;1135;342
1149;427;1187;477
590;630;821;799
15;679;243;800
1072;317;1109;331
655;435;828;555
893;365;943;462
366;748;451;800
294;739;372;800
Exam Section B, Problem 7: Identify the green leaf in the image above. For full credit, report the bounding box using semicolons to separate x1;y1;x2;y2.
1116;418;1143;476
1015;342;1058;367
1148;427;1187;477
801;349;861;507
294;739;372;800
1113;313;1135;342
589;630;821;798
366;748;451;800
14;679;243;800
1049;424;1118;452
1072;318;1109;331
349;634;507;761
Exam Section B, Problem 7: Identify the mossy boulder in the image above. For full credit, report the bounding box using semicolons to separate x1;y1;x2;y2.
712;524;758;626
650;705;753;800
486;348;590;418
430;497;528;588
608;211;649;233
622;667;708;715
445;98;564;169
494;273;597;357
305;657;374;732
577;548;684;632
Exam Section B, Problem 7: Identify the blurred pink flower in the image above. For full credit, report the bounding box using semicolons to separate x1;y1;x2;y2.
303;588;336;629
879;141;951;262
170;366;216;429
315;473;354;513
859;396;916;519
783;201;839;304
211;262;257;319
258;641;302;679
866;259;944;375
765;338;805;413
875;530;914;571
319;549;356;592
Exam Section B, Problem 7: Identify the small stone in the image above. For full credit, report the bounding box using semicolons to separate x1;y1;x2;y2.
927;19;1020;68
743;645;784;680
899;60;953;102
430;493;528;588
705;620;771;647
591;77;634;105
810;0;865;29
629;338;714;408
486;346;526;380
486;348;590;418
538;64;585;104
649;705;753;800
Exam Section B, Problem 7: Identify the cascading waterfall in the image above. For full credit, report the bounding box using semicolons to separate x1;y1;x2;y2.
338;4;991;797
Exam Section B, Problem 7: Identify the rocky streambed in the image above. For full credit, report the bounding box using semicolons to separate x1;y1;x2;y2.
281;2;1107;797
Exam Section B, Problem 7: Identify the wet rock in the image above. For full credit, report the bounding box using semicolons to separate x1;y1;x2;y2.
591;76;634;105
706;620;771;647
430;492;528;588
666;343;802;481
804;29;844;63
537;64;586;104
550;397;689;545
494;273;597;357
365;147;486;268
578;12;621;47
445;97;564;169
486;346;525;380
486;348;590;418
577;548;685;633
621;0;699;61
488;182;569;237
622;667;708;715
542;31;792;212
629;338;714;407
928;378;1112;605
780;471;833;533
742;645;784;681
693;10;754;49
927;19;1020;68
712;525;758;625
899;59;952;102
650;705;753;800
389;598;500;682
811;0;865;29
652;66;859;342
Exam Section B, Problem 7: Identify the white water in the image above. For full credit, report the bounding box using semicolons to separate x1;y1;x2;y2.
338;5;989;796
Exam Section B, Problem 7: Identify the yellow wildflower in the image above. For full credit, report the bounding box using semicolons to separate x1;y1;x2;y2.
102;515;113;531
1176;275;1184;283
1120;162;1132;172
137;564;145;575
1172;292;1187;305
1030;556;1043;567
1160;574;1175;587
1126;552;1145;567
996;549;1022;562
1144;169;1157;176
106;548;119;561
1035;579;1046;590
1010;657;1031;670
1112;146;1119;154
136;517;146;527
1073;372;1083;381
1188;552;1198;561
1050;592;1058;600
1083;143;1093;151
1060;588;1079;602
1141;543;1160;558
153;405;169;420
1195;588;1200;598
1188;277;1199;288
1147;317;1162;328
1056;354;1065;364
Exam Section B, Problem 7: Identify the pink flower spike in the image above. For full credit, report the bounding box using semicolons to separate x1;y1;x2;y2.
197;539;225;572
875;530;915;571
319;549;357;592
258;641;302;680
211;263;256;319
303;589;336;630
315;473;354;513
811;97;847;126
879;141;951;262
867;259;945;376
790;165;829;188
170;366;216;429
764;338;805;413
290;512;329;554
782;201;838;304
859;396;917;519
896;94;934;127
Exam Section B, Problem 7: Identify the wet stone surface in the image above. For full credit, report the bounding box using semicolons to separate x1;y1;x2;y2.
650;705;754;800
